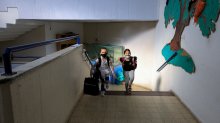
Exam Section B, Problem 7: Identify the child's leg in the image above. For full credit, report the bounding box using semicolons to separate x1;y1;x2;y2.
100;72;106;92
105;74;110;89
124;71;130;92
128;70;135;92
129;70;135;85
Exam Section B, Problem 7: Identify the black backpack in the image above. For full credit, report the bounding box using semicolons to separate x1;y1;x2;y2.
96;56;110;68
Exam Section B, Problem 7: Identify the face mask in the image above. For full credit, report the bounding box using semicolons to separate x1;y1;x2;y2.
101;54;107;58
125;55;130;59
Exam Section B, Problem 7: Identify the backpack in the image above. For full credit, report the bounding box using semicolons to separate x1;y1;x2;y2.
96;56;110;68
92;56;110;80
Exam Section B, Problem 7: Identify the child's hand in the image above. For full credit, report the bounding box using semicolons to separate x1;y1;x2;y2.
118;57;122;62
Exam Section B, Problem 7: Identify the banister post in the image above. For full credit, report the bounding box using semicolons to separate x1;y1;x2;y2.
2;48;16;76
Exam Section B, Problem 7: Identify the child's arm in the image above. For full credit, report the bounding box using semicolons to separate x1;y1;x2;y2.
94;58;99;68
119;57;124;63
132;56;137;69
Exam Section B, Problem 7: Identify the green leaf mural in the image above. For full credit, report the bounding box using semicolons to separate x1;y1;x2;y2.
198;0;220;37
164;0;181;28
162;0;220;73
182;0;191;21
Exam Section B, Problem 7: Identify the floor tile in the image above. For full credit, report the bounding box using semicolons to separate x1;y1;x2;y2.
68;85;199;123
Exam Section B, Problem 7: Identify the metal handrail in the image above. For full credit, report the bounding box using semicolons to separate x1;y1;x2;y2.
157;52;177;72
2;35;80;76
83;49;93;66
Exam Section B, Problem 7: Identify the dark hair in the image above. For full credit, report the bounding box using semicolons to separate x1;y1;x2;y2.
100;47;108;53
124;49;131;54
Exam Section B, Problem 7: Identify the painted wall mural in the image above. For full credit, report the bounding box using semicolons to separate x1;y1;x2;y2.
162;0;220;73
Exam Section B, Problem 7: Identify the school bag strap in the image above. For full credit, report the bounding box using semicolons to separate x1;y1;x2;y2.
96;56;110;69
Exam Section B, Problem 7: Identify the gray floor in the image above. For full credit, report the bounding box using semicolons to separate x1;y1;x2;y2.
69;94;199;123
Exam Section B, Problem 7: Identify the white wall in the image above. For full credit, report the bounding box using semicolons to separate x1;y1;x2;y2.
14;25;46;57
0;83;14;123
153;0;220;123
84;22;156;88
0;45;90;123
45;22;84;54
0;25;46;62
0;0;159;21
0;88;3;123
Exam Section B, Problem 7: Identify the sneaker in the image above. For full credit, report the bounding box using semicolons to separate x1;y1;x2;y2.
124;91;129;95
125;90;131;95
128;85;132;91
101;91;105;97
128;86;132;95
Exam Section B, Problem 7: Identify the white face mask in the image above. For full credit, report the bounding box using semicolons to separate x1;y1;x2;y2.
125;55;130;59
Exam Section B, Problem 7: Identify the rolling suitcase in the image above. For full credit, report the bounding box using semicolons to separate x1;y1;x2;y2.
84;77;99;95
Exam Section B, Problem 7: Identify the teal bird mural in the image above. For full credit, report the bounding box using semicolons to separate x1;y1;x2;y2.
163;0;220;73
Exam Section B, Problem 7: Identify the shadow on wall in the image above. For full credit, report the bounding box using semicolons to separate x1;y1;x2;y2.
154;73;162;91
